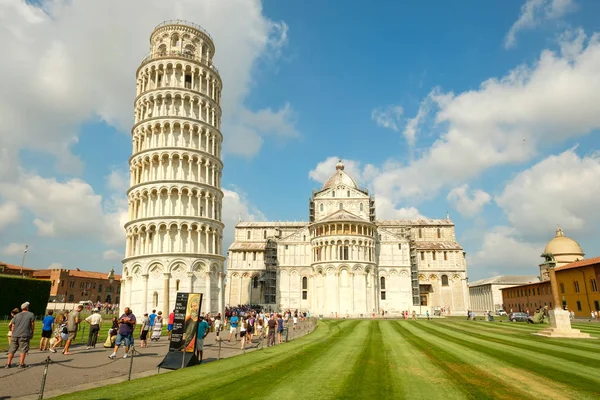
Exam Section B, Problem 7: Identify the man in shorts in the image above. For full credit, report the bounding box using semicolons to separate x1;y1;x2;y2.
228;312;239;342
109;307;136;359
6;302;35;368
195;315;210;363
40;310;55;350
63;304;82;355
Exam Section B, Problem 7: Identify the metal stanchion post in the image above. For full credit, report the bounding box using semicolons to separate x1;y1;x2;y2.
128;348;135;381
218;340;222;360
181;350;186;369
38;356;51;400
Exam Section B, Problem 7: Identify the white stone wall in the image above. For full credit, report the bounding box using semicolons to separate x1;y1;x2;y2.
225;168;470;316
314;187;371;221
121;21;225;317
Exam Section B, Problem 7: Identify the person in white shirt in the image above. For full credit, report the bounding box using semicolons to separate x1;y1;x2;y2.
85;309;103;349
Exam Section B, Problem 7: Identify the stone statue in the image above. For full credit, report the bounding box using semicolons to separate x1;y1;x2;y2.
527;307;548;324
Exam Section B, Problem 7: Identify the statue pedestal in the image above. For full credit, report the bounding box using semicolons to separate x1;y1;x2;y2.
533;309;595;339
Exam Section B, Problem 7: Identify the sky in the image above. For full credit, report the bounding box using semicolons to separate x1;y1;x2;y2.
0;0;599;281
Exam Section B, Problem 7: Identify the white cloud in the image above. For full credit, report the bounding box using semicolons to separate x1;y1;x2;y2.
402;95;434;148
468;226;544;277
375;197;424;220
0;0;294;173
106;169;129;193
308;156;378;187
0;171;126;245
373;29;600;206
226;103;298;157
371;105;404;132
496;148;600;239
505;0;576;49
103;249;122;261
0;202;20;230
2;242;27;256
447;184;491;218
308;156;424;221
48;262;63;269
222;188;265;253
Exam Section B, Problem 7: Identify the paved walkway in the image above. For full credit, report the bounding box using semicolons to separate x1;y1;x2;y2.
0;320;316;399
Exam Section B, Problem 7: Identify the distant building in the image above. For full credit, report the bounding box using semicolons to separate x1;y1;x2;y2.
33;269;121;304
501;280;553;314
468;275;539;313
226;160;470;317
0;262;36;278
504;257;600;317
539;227;584;280
500;225;600;317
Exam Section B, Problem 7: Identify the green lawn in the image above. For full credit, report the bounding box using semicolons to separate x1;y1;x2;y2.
53;319;600;400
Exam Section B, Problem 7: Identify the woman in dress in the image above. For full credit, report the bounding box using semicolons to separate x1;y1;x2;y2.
151;311;163;341
49;315;68;353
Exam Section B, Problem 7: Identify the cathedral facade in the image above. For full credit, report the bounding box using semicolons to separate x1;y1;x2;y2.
226;161;469;317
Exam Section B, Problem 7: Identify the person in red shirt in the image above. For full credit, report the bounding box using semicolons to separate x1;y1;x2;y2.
167;310;175;340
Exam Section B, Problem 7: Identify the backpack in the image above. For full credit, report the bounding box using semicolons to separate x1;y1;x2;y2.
62;325;68;335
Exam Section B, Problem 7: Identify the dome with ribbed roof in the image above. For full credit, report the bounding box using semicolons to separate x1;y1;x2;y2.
544;227;584;257
322;160;358;190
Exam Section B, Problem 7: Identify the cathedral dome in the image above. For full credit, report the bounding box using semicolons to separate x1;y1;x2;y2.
543;227;584;256
322;160;358;190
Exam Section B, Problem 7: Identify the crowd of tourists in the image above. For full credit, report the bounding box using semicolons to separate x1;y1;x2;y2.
5;301;311;369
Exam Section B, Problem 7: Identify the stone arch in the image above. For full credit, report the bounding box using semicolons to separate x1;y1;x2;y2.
148;263;163;279
166;259;187;273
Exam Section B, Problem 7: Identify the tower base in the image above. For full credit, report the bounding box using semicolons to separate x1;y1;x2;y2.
532;309;596;339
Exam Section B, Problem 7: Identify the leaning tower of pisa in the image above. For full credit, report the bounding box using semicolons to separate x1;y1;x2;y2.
121;20;225;317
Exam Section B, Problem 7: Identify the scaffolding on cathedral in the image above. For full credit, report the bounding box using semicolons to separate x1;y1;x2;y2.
261;238;278;305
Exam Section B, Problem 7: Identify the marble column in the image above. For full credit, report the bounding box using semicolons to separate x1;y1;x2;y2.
163;273;170;317
205;272;212;314
142;274;149;313
218;272;223;315
188;272;194;293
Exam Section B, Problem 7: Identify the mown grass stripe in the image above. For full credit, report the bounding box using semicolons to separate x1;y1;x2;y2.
414;322;600;395
207;319;364;398
337;321;394;399
266;320;371;399
446;321;600;351
450;321;600;352
435;321;600;367
379;321;466;400
54;319;348;400
391;322;535;400
398;322;587;400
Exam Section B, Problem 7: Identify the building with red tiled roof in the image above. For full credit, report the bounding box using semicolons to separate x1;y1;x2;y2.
33;268;121;304
502;256;600;317
0;262;37;278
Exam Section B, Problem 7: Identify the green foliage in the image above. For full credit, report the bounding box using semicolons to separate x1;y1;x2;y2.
0;276;51;317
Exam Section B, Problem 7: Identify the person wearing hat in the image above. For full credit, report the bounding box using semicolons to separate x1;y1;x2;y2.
5;302;35;369
84;308;103;349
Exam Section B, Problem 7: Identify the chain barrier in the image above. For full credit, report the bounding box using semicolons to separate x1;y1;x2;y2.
2;319;318;399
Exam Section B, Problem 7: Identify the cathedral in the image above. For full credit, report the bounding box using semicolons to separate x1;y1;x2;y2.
225;161;469;317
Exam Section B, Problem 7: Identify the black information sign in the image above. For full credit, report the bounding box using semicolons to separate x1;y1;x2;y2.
169;292;189;351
